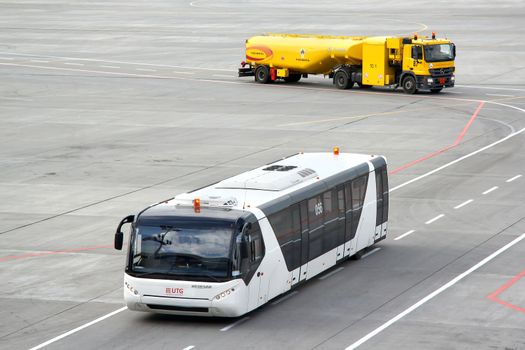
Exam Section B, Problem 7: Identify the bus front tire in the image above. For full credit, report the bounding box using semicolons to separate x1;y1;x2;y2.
255;66;270;84
402;75;417;94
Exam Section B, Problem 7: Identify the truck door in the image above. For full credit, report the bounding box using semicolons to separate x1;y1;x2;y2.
299;200;309;282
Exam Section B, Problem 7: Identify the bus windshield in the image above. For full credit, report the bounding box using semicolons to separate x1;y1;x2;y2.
129;220;235;281
424;44;455;62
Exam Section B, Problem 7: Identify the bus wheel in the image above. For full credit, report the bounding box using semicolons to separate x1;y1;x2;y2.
284;74;301;83
402;75;417;94
351;249;365;260
430;87;443;93
255;65;270;84
334;70;353;89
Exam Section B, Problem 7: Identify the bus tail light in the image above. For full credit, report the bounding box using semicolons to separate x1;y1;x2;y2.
333;146;340;155
194;198;201;213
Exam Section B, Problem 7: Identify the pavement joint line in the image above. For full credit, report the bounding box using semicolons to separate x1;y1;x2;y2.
182;346;195;350
28;306;128;350
482;186;499;195
454;199;474;209
486;93;515;97
319;267;344;280
361;247;381;259
394;230;415;241
506;174;522;183
425;214;445;225
345;232;525;350
271;290;299;305
220;316;249;332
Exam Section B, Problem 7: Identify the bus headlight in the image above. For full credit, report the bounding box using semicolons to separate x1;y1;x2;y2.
125;281;139;295
214;286;236;300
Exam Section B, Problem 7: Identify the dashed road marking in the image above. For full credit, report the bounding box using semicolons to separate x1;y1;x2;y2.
271;291;298;305
506;174;522;183
454;199;474;209
482;186;499;195
220;317;249;332
425;214;445;225
136;68;156;72
319;267;344;280
182;346;195;350
362;247;381;259
394;230;415;241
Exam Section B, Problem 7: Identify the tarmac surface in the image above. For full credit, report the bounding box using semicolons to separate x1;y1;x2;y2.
1;0;525;349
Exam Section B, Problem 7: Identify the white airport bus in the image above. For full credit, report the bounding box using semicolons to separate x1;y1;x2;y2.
114;149;389;317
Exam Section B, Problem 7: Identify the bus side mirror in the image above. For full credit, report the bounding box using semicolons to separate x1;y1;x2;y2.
115;215;134;250
114;231;124;250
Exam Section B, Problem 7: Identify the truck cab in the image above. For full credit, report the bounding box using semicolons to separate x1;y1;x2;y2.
400;34;456;93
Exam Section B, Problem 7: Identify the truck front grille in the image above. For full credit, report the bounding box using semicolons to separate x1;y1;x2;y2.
430;67;454;76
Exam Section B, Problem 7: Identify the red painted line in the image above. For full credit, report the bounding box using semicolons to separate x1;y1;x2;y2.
0;244;113;263
486;268;525;315
389;101;484;175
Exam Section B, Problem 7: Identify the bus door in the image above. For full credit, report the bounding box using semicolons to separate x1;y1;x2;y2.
375;166;389;240
299;200;309;282
245;221;267;309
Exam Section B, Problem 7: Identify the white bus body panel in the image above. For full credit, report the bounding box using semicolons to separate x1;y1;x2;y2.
355;169;377;252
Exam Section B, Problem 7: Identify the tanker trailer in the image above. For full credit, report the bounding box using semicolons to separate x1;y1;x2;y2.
238;33;455;94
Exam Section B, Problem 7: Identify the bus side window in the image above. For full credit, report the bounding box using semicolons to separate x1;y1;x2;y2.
248;221;264;263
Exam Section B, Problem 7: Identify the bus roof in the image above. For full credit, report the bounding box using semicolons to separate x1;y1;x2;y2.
157;152;385;214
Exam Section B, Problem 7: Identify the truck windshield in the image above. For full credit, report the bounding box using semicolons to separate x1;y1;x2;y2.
129;221;235;281
424;44;455;62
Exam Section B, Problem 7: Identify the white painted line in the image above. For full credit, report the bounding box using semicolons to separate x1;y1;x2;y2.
319;267;344;280
425;214;444;225
182;346;195;350
391;123;525;193
482;186;499;195
173;71;195;75
28;306;127;350
30;59;49;63
136;68;156;72
454;199;474;209
394;230;415;241
220;317;249;332
456;84;525;92
345;232;525;350
212;74;233;78
361;247;381;259
100;65;120;69
64;62;84;66
0;51;236;72
486;93;514;97
271;291;299;305
506;174;522;183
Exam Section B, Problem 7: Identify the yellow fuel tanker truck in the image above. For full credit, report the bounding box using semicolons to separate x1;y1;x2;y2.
238;32;455;94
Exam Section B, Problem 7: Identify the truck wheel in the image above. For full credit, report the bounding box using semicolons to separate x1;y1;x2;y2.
255;65;270;84
402;75;417;94
284;74;301;83
334;70;353;89
430;88;443;93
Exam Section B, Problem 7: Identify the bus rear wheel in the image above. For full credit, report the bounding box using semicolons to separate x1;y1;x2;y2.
255;65;270;84
402;75;417;94
284;73;301;83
